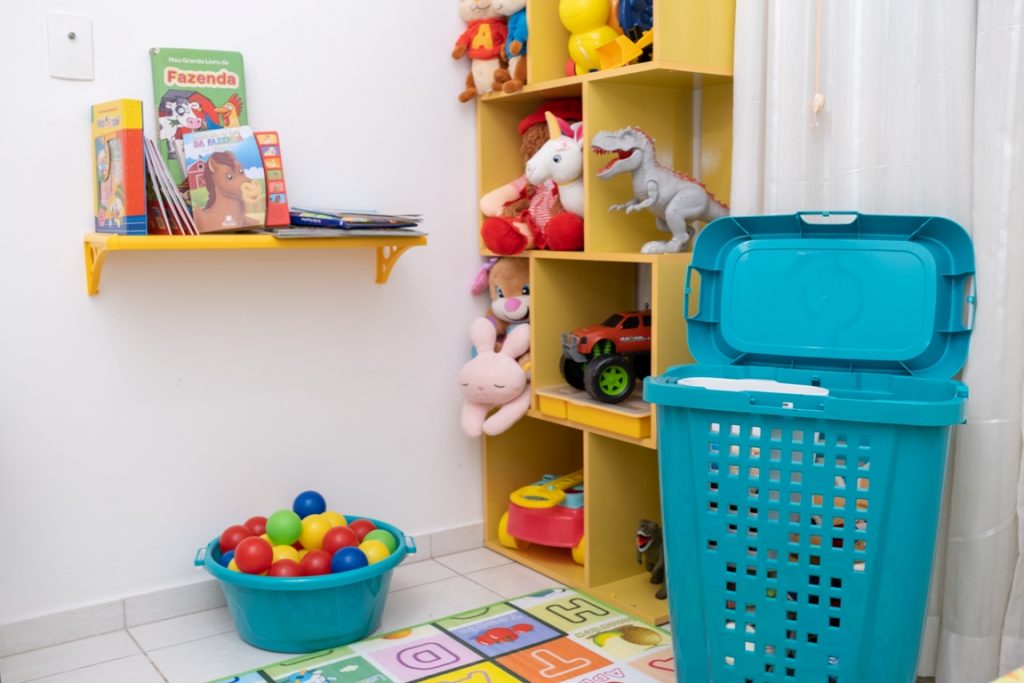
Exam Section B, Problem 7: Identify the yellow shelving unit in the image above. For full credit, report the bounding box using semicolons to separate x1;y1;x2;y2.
83;232;427;295
475;0;734;624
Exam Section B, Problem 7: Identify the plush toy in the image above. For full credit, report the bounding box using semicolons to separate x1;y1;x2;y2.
459;319;531;437
470;257;530;342
480;99;585;255
492;0;528;94
453;0;508;102
526;112;585;218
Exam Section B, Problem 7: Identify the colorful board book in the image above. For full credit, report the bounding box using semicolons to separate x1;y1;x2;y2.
91;99;146;235
182;126;266;233
149;47;247;185
254;131;290;227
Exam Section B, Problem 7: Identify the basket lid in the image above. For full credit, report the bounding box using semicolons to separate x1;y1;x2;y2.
685;212;975;378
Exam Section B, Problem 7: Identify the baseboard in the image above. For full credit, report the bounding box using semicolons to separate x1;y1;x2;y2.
0;523;482;658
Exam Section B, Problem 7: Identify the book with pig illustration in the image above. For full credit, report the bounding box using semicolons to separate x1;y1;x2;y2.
182;126;266;232
150;47;247;185
91;99;147;235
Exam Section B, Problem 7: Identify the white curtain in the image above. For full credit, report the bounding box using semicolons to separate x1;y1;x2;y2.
730;1;1024;681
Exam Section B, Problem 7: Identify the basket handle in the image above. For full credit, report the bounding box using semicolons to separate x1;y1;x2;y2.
796;210;859;223
194;547;207;567
684;265;699;321
405;536;417;554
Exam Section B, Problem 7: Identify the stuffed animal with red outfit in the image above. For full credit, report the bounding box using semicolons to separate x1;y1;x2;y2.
453;0;508;102
479;99;585;255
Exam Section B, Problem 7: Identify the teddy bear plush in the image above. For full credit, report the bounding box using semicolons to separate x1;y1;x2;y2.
470;257;530;342
453;0;508;102
479;99;585;255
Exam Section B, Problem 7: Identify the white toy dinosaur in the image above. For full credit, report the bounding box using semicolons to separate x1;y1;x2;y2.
591;127;729;253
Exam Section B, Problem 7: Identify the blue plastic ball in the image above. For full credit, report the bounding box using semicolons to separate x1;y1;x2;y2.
220;549;235;568
331;546;368;573
293;490;327;518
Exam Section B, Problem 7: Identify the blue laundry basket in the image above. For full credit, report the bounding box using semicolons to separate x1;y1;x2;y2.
645;213;975;683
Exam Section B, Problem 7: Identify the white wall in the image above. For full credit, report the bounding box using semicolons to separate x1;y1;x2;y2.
0;1;483;624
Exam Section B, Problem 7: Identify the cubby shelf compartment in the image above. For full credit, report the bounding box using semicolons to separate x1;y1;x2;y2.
528;252;694;446
484;420;669;624
83;232;427;295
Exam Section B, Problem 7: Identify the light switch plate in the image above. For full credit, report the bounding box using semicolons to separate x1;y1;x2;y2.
47;13;94;80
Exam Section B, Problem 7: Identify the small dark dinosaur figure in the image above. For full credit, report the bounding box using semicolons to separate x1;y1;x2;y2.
637;519;666;600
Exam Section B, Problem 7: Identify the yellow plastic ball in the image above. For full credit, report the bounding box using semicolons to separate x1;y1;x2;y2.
359;539;391;565
300;514;331;550
272;544;300;564
322;511;347;528
227;559;241;572
260;533;271;543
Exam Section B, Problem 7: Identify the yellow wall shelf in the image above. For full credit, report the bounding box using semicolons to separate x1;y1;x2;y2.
83;232;427;295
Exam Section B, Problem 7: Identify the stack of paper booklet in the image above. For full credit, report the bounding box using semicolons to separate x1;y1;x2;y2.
264;208;425;238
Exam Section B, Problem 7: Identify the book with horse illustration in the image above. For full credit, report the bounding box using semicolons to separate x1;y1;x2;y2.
91;98;147;235
182;126;266;233
150;47;247;185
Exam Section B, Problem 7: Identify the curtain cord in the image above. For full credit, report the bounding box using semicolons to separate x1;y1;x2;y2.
812;0;826;127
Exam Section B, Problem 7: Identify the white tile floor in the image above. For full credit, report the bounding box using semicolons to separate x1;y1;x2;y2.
0;549;563;683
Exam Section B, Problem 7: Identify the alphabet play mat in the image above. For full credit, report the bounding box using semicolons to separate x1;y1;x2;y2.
211;588;675;683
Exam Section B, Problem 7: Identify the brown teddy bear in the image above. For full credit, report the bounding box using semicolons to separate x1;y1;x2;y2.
470;257;530;343
479;99;585;255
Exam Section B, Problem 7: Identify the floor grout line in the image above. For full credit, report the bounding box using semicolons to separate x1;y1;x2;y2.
125;630;170;682
20;653;143;683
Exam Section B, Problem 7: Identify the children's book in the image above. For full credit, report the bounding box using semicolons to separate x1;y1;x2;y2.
150;47;247;185
254;131;290;227
182;126;266;233
289;208;423;229
91;99;147;235
144;136;197;235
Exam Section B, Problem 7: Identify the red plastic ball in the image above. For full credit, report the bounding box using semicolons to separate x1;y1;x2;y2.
219;524;253;553
268;559;303;577
322;526;360;555
244;516;268;537
300;549;332;576
234;537;273;574
348;519;377;542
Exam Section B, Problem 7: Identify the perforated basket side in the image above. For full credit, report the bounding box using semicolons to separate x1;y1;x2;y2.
657;405;951;683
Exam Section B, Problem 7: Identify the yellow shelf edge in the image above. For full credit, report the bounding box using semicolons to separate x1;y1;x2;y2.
83;232;427;295
481;59;733;103
527;250;690;264
526;408;656;450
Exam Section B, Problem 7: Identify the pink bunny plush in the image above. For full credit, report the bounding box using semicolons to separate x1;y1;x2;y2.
459;318;531;437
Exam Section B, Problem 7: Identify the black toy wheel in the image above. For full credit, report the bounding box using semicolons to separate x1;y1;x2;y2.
560;354;586;390
584;355;636;404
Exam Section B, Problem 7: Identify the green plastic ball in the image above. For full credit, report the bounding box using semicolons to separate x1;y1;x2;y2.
267;509;302;546
364;529;398;553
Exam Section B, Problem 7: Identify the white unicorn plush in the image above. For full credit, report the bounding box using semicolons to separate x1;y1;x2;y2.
525;112;585;218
